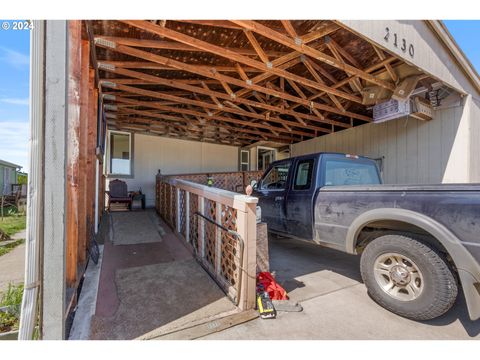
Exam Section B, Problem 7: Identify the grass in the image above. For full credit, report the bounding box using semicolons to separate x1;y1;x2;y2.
0;239;25;257
0;214;26;238
0;283;24;333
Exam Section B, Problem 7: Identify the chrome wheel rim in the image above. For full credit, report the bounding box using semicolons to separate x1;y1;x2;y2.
373;252;424;301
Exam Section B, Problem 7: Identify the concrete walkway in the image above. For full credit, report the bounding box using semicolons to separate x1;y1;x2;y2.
203;236;480;340
0;230;26;294
89;210;236;340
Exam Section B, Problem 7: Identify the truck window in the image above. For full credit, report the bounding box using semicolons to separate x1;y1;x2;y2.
260;162;291;190
294;159;314;190
324;158;380;186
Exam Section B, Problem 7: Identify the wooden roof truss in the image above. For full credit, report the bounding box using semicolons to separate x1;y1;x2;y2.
89;20;436;146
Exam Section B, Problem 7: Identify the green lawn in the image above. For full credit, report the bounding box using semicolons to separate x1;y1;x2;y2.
0;283;24;333
0;215;26;238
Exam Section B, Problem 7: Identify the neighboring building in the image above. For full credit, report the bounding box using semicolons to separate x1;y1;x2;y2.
0;159;22;195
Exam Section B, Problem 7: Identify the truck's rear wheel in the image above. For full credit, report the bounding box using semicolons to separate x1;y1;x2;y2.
360;234;458;320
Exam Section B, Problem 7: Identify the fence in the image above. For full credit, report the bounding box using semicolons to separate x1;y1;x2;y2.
159;170;264;193
156;174;258;311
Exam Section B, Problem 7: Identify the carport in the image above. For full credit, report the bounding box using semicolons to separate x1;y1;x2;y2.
21;19;480;340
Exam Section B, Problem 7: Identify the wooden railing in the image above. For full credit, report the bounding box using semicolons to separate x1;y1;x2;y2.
156;174;258;311
160;170;264;193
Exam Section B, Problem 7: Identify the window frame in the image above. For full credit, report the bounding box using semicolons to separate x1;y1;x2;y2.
293;158;315;191
107;130;134;178
259;160;292;191
321;155;381;187
240;149;250;171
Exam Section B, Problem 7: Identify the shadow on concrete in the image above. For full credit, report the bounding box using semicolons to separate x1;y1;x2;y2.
268;233;480;337
89;210;236;340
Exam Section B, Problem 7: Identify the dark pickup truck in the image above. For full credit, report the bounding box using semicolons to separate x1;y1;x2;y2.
253;152;480;321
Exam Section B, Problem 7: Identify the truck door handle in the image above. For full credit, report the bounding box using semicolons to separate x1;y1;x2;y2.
275;196;284;201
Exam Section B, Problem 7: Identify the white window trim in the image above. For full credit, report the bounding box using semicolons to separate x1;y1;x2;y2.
240;149;250;171
256;146;277;171
107;130;134;178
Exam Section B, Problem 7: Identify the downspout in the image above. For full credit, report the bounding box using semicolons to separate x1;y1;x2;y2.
19;20;45;340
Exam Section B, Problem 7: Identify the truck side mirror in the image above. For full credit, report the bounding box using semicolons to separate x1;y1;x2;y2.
250;180;258;190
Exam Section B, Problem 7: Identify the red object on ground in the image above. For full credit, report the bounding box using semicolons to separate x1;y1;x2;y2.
257;272;289;300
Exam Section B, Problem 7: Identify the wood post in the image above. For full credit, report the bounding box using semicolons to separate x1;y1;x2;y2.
87;69;97;238
65;20;82;286
236;201;257;311
185;191;190;242
176;188;181;234
77;39;90;264
198;196;205;258
215;202;222;274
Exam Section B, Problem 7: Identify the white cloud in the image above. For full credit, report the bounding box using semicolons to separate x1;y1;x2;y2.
0;121;29;172
0;97;29;106
0;47;29;69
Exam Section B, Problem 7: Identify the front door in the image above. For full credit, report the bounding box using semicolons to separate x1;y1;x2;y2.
255;160;292;232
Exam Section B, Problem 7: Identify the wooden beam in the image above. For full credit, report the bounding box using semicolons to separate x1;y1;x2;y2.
78;40;90;265
231;20;395;91
109;95;325;137
120;20;363;104
66;20;81;287
372;45;399;83
96;38;369;123
244;29;269;64
111;111;296;143
281;20;298;39
95;36;288;58
100;81;329;133
98;64;358;126
97;60;263;73
303;57;345;112
175;20;244;30
290;56;398;111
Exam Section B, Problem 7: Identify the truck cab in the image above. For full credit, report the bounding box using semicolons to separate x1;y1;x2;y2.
253;152;382;240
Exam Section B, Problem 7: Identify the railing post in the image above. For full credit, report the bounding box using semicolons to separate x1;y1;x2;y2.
198;196;205;258
176;188;181;234
185;191;190;242
215;202;222;274
236;201;257;311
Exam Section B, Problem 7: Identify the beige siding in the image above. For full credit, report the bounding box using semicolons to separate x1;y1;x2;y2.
340;20;480;97
292;102;470;184
470;96;480;182
108;133;239;207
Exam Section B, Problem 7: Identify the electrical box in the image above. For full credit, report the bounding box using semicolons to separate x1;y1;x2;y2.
373;99;411;123
411;97;434;121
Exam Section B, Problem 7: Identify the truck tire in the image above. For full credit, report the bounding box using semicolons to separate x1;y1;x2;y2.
360;234;458;321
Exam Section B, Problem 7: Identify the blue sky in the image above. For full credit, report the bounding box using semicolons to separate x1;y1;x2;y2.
0;20;479;173
0;21;30;172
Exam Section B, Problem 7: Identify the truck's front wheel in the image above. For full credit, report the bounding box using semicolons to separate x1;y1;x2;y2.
360;234;458;320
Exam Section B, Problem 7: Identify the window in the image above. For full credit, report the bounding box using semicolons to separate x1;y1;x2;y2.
240;150;250;171
109;131;132;176
324;159;380;186
260;162;290;190
294;159;314;190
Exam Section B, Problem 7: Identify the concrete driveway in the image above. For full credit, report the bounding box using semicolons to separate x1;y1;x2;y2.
203;235;480;340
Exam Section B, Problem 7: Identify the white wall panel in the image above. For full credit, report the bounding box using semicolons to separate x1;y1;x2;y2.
108;134;238;207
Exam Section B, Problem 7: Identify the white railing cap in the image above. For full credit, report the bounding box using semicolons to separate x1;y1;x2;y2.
164;178;258;211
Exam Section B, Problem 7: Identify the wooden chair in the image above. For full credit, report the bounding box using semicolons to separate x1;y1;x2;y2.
106;179;132;211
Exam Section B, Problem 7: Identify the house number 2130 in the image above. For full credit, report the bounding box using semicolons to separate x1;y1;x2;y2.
384;27;414;57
